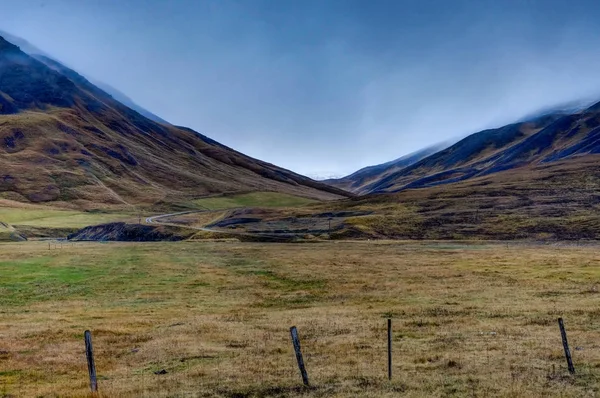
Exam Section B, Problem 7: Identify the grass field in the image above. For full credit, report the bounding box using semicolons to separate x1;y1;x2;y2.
0;241;599;397
0;207;134;229
191;192;317;210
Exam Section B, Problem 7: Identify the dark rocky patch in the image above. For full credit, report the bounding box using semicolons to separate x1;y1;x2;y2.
27;185;60;202
210;218;262;228
57;123;80;136
310;211;372;218
3;136;15;148
68;222;189;242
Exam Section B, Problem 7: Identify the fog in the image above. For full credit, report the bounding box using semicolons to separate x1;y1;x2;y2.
2;0;600;177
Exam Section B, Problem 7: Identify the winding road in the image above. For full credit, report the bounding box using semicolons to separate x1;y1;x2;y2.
145;209;297;240
145;210;204;227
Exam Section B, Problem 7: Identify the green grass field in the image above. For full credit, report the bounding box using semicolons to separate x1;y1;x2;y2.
191;191;317;210
0;207;133;229
0;241;599;397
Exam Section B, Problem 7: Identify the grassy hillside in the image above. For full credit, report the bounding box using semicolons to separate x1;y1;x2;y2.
325;144;447;193
333;155;600;240
0;240;598;396
188;156;600;241
191;192;317;210
329;102;600;195
0;35;348;210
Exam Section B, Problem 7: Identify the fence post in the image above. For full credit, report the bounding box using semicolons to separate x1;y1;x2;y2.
558;318;575;374
84;330;98;392
290;326;309;386
388;318;392;380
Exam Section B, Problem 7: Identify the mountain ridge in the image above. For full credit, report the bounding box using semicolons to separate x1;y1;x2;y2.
0;30;168;124
328;102;600;195
324;143;448;193
0;35;349;209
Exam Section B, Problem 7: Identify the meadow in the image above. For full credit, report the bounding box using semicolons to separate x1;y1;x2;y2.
0;240;599;397
190;192;317;210
0;208;134;229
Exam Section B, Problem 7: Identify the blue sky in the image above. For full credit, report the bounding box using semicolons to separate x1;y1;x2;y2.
2;0;600;177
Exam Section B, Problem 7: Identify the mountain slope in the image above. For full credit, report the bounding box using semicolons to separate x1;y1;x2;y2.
325;143;448;194
187;153;600;240
338;102;600;194
365;115;560;193
0;35;349;209
332;97;600;195
334;154;600;240
90;80;169;124
0;30;168;124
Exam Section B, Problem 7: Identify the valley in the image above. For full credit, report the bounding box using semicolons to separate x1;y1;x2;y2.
1;23;600;398
156;156;600;241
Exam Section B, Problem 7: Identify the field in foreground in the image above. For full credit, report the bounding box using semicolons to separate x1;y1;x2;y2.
0;241;599;397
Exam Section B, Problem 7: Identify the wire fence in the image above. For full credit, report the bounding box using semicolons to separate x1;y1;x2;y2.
24;317;585;397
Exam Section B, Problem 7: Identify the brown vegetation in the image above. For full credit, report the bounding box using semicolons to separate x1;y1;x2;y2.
0;241;599;396
196;156;600;241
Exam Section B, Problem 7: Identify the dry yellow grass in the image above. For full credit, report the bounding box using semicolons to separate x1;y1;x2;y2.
0;241;599;397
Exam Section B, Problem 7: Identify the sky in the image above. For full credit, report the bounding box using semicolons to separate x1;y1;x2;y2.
2;0;600;178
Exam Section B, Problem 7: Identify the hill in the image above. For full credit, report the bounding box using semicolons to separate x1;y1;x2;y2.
0;35;348;210
325;143;448;194
363;114;562;193
188;154;600;241
90;79;170;124
331;155;600;240
330;100;600;194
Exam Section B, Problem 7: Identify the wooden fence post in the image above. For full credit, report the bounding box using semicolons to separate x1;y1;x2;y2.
84;330;98;392
558;318;575;374
388;318;392;380
290;326;309;386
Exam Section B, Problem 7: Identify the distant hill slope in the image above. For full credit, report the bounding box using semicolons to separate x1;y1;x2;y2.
366;109;600;193
336;154;600;240
333;98;600;194
325;144;448;194
0;35;348;209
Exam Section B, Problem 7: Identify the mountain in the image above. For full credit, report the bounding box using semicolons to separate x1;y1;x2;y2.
90;80;169;124
325;143;448;194
0;35;349;209
0;30;168;124
515;98;597;123
332;100;600;194
30;53;168;124
0;30;52;58
332;153;600;240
